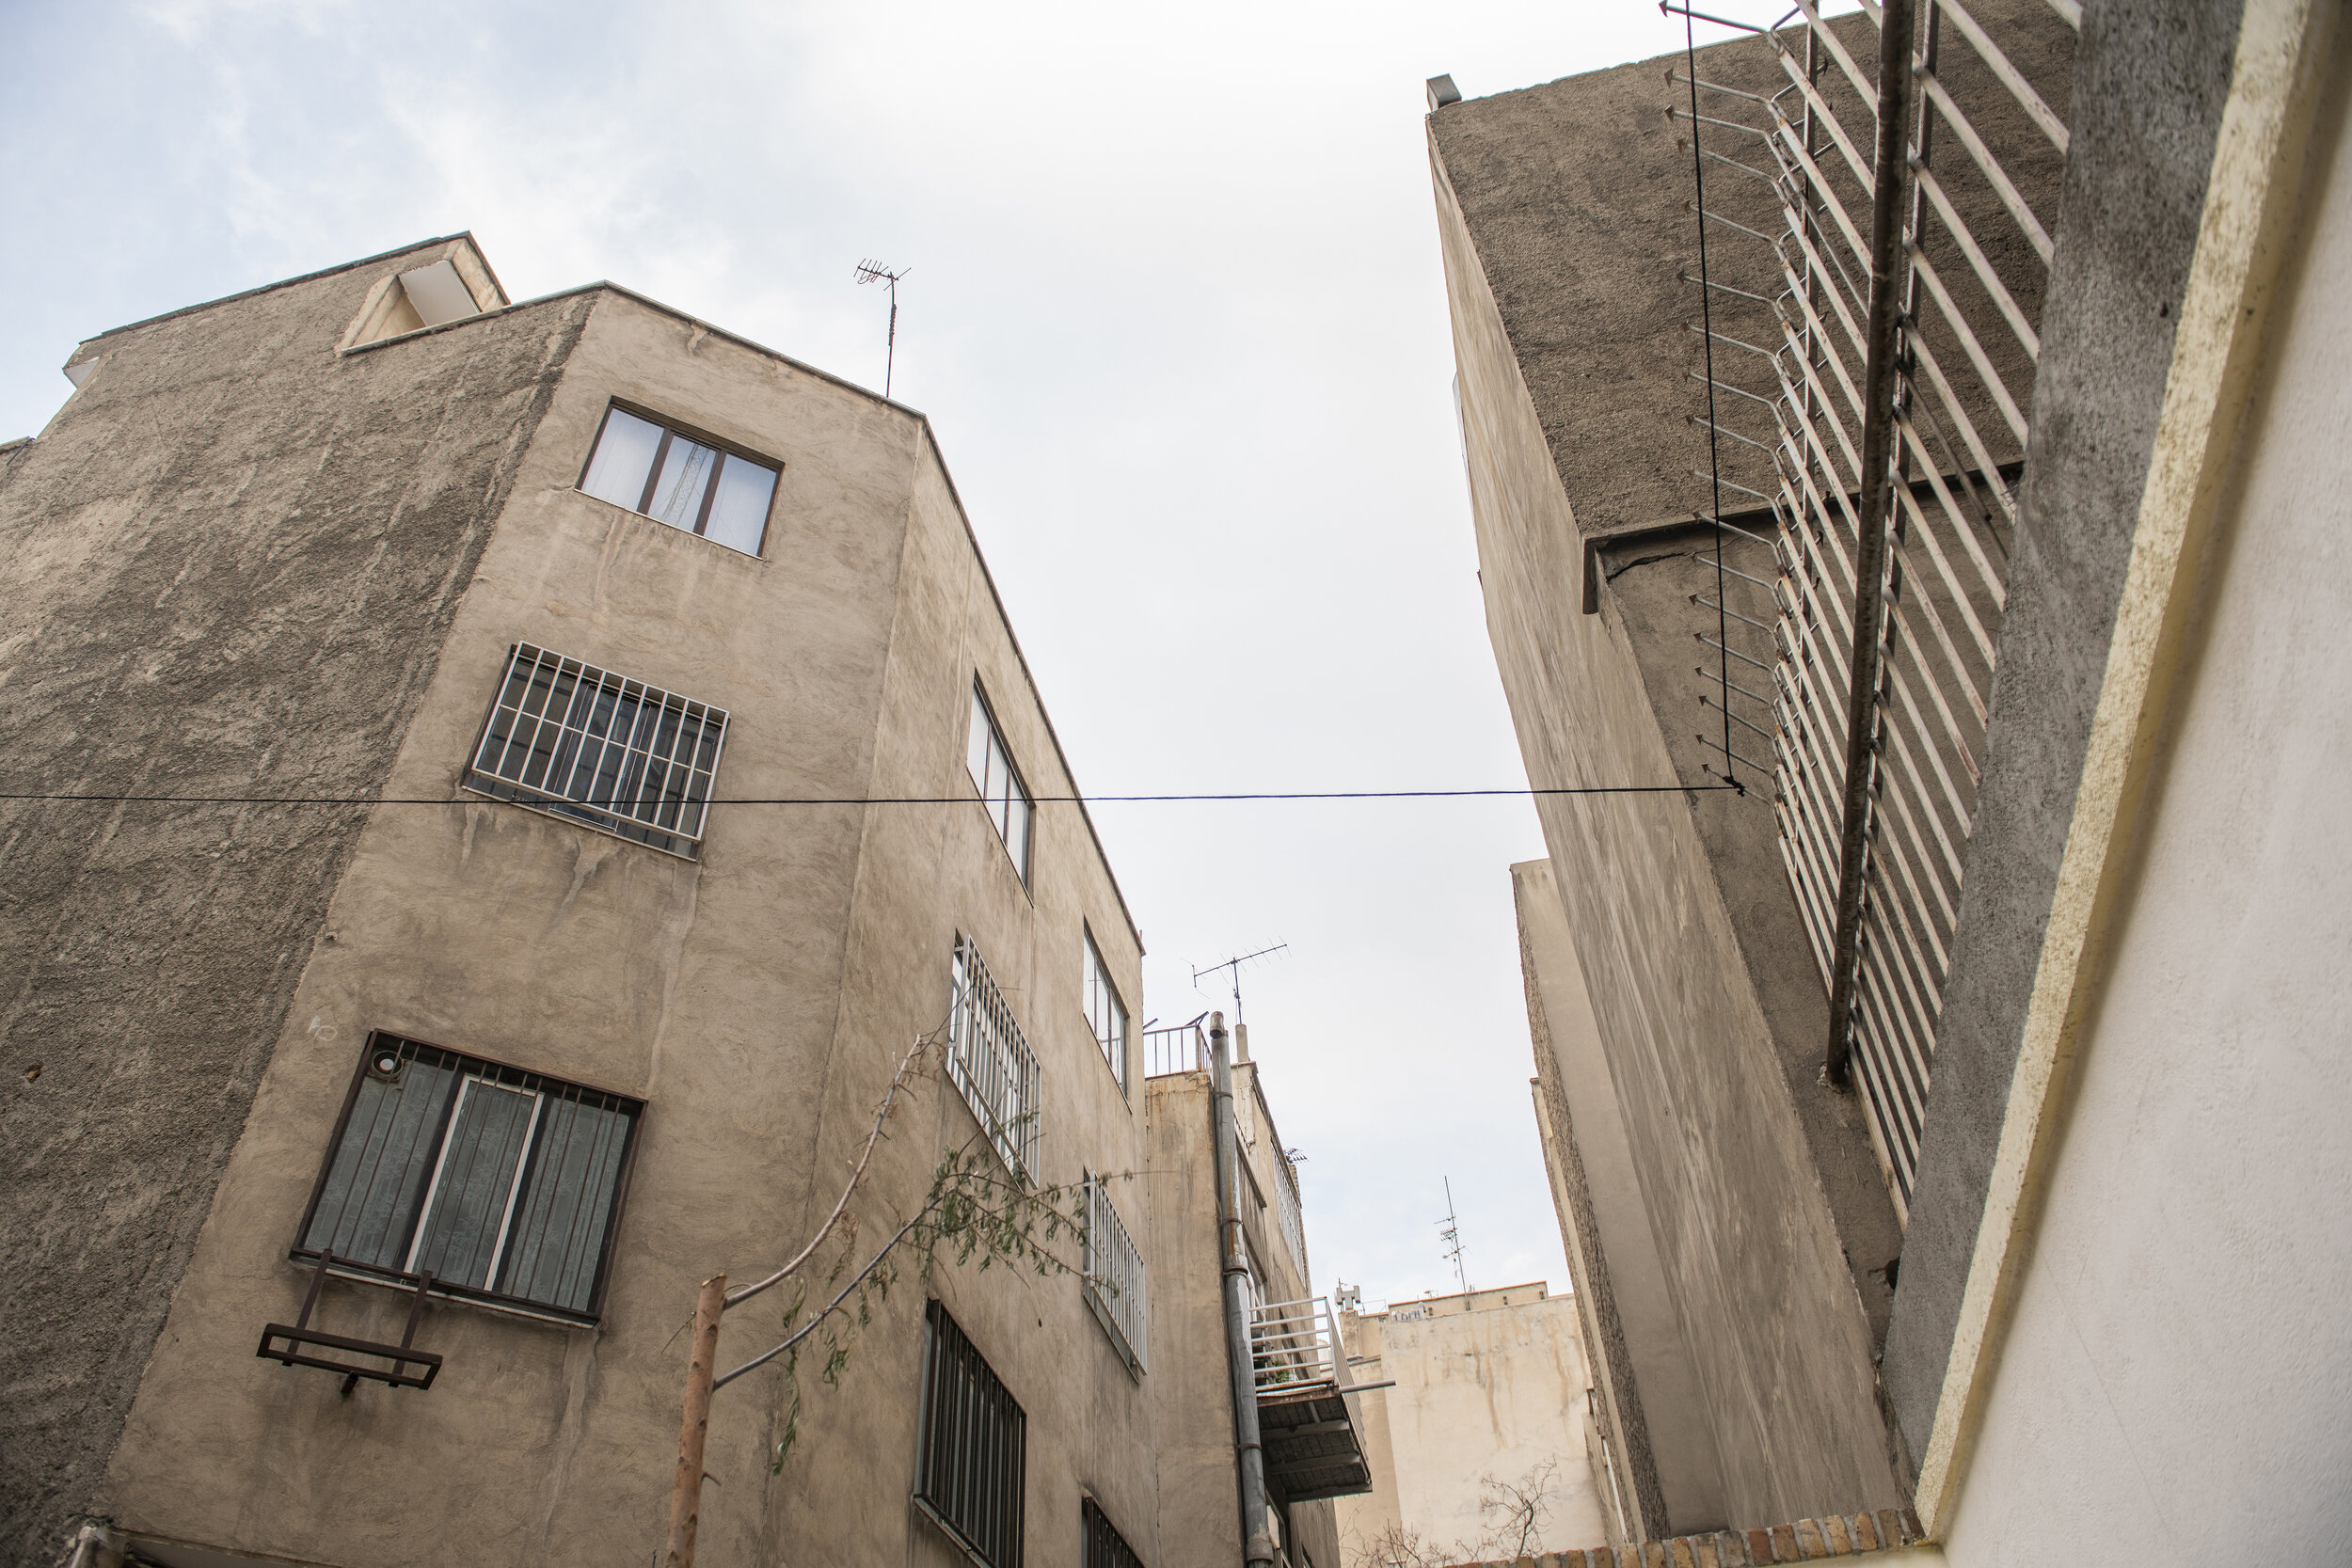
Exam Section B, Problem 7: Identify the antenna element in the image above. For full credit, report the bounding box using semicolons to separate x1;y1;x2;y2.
853;259;910;398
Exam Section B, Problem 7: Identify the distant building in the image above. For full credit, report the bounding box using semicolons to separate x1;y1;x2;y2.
1431;0;2352;1563
1336;1284;1610;1562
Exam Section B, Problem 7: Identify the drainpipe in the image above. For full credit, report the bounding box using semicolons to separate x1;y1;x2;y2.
1211;1012;1276;1568
1824;0;1920;1085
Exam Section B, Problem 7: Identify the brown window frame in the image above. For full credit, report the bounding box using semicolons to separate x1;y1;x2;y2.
576;398;782;558
290;1031;645;1325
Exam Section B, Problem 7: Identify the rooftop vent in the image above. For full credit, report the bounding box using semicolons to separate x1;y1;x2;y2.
343;255;488;350
1426;74;1461;111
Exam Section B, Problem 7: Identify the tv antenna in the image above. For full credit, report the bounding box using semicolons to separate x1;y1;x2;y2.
1191;942;1289;1024
1438;1177;1470;1294
853;259;909;398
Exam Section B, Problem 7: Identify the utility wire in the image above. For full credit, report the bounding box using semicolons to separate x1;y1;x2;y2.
0;784;1739;807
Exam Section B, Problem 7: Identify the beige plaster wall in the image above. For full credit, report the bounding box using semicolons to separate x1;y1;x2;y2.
101;281;1155;1568
1337;1290;1607;1561
1430;122;1904;1528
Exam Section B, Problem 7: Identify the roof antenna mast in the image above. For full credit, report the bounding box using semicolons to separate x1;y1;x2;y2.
853;259;910;398
1438;1178;1470;1294
1191;942;1289;1026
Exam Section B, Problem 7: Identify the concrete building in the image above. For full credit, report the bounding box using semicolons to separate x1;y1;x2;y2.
1146;1019;1372;1568
1335;1284;1609;1564
1432;0;2352;1563
0;234;1170;1567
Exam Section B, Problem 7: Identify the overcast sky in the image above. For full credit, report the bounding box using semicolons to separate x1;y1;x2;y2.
3;0;1798;1310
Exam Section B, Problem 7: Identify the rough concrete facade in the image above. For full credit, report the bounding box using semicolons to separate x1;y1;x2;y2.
0;235;581;1561
1429;40;1916;1524
1336;1285;1608;1560
3;239;1168;1568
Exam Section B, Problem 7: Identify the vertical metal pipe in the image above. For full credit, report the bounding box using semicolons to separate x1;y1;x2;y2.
1824;0;1920;1085
1211;1013;1276;1568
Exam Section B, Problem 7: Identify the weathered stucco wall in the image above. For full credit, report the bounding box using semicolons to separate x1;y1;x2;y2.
0;235;582;1562
1338;1290;1609;1560
1431;87;1906;1523
1517;858;1724;1538
76;266;1156;1567
1944;34;2352;1559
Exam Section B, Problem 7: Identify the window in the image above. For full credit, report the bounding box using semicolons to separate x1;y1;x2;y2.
916;1300;1026;1568
1082;1498;1144;1568
965;683;1033;882
1082;1172;1147;1371
295;1034;641;1322
948;935;1041;1178
467;643;729;858
1082;928;1130;1094
579;403;779;557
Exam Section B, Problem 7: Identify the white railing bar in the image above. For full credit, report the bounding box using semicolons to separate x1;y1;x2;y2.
1769;52;1874;190
1857;909;1938;1128
1780;200;1871;354
1784;1;1877;109
1940;0;2069;154
1893;478;1999;678
1908;243;2032;447
1904;322;2020;522
1920;71;2055;263
1898;415;2010;615
1773;118;1874;275
1911;156;2042;358
2042;0;2081;30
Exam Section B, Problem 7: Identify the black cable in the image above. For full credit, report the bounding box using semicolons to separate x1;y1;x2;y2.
1684;3;1742;796
0;784;1737;807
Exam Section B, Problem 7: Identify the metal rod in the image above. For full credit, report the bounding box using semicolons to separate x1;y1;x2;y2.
1824;0;1917;1087
665;1273;727;1568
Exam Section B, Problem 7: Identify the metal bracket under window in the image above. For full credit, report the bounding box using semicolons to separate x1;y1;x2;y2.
257;1250;444;1396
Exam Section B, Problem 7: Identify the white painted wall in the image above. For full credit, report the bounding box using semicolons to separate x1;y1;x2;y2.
1943;75;2352;1568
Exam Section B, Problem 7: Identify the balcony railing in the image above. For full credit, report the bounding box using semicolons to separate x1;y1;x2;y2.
1082;1172;1147;1371
1143;1019;1208;1078
1249;1294;1343;1395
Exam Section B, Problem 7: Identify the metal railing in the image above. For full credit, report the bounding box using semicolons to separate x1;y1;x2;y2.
1143;1019;1208;1078
1272;1150;1309;1288
1082;1172;1148;1370
1673;0;2074;1217
947;935;1041;1179
1249;1295;1344;1395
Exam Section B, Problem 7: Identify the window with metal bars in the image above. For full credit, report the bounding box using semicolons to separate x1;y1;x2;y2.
1081;1172;1147;1371
1082;927;1130;1095
915;1300;1026;1568
294;1034;642;1322
965;682;1033;883
578;402;780;557
1081;1498;1144;1568
466;643;729;858
948;934;1041;1178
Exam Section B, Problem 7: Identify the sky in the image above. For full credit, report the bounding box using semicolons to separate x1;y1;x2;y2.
1;0;1801;1311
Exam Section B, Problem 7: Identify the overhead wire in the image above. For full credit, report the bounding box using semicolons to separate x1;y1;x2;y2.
0;784;1739;808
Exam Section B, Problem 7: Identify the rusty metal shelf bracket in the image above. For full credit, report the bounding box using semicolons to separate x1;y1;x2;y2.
257;1251;444;1395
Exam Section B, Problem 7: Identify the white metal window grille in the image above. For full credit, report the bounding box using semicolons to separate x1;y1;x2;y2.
965;683;1033;882
1082;929;1130;1094
295;1033;641;1321
915;1299;1026;1568
1082;1172;1147;1370
468;643;729;858
948;935;1041;1178
578;403;780;557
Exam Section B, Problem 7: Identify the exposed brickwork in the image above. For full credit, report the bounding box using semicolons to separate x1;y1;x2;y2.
1438;1508;1930;1567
